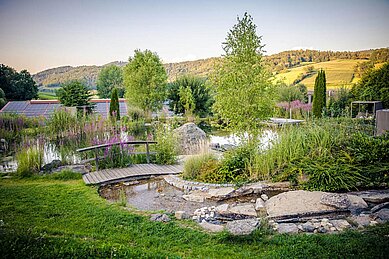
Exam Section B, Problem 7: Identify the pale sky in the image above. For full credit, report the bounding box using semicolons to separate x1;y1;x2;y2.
0;0;388;74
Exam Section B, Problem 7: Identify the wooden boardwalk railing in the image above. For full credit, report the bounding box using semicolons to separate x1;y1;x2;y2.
76;140;157;171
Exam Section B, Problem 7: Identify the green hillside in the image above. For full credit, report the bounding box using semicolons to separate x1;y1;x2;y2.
275;59;364;90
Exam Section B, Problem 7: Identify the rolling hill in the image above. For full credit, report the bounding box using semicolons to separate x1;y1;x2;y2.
33;48;388;91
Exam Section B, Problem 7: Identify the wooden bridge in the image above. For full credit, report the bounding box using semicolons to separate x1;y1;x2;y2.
77;140;183;185
82;164;183;185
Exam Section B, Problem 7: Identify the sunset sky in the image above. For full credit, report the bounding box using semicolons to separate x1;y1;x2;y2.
0;0;388;74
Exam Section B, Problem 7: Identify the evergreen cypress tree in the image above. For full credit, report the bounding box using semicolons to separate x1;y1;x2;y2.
312;70;327;118
109;87;120;121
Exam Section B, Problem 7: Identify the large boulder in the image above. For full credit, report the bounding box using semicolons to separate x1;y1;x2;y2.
173;123;207;155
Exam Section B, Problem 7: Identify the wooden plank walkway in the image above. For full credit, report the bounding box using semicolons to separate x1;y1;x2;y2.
82;164;183;185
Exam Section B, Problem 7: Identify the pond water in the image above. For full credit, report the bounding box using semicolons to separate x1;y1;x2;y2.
99;177;273;213
209;129;277;150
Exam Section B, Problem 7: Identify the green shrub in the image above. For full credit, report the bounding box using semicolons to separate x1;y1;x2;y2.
127;106;145;121
182;153;217;180
153;125;177;165
16;146;43;177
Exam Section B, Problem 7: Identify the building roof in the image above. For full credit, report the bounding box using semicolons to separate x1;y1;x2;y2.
0;99;128;118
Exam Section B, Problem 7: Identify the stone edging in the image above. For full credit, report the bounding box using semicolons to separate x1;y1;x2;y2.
163;175;235;192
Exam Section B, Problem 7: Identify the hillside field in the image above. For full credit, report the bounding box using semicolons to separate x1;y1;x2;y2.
275;59;365;90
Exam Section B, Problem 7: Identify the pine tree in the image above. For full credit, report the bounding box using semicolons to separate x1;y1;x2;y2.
109;87;120;121
312;70;326;118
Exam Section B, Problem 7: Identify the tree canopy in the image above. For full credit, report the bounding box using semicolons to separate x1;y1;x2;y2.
124;50;168;115
312;69;327;118
352;62;389;108
168;75;213;117
0;64;38;101
211;12;275;135
97;65;124;98
57;80;92;107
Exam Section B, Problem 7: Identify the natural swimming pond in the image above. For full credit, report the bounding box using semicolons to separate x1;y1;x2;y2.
0;128;278;173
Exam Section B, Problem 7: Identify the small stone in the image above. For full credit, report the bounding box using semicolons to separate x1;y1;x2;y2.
150;213;170;222
318;227;327;233
331;219;351;231
301;222;316;232
210;212;215;218
226;218;259;235
375;208;389;221
321;218;329;223
330;227;337;231
351;215;371;228
297;224;304;231
261;194;269;201
175;211;188;220
370;221;378;226
347;195;368;214
250;199;256;203
277;223;299;234
215;204;229;214
192;215;199;221
255;198;266;211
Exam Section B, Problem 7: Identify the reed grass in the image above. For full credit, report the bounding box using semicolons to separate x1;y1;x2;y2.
253;118;375;180
182;153;217;180
16;146;44;177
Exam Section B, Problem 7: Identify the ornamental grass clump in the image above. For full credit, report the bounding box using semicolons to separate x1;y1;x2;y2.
153;124;177;165
16;146;44;177
183;153;217;180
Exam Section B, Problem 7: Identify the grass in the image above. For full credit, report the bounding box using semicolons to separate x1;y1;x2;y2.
275;59;363;90
38;92;57;100
1;176;389;258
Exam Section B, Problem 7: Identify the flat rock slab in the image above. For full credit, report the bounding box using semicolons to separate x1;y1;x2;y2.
348;189;389;203
266;190;338;219
226;218;259;235
228;204;257;217
208;187;235;199
199;221;225;233
182;190;210;202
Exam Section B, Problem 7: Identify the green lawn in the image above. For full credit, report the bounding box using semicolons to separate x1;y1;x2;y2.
1;175;389;258
38;92;57;100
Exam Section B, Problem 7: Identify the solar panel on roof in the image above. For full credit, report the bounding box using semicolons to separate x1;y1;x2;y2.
2;101;29;112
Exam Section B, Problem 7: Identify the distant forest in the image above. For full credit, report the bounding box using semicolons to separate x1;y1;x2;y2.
33;48;389;90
